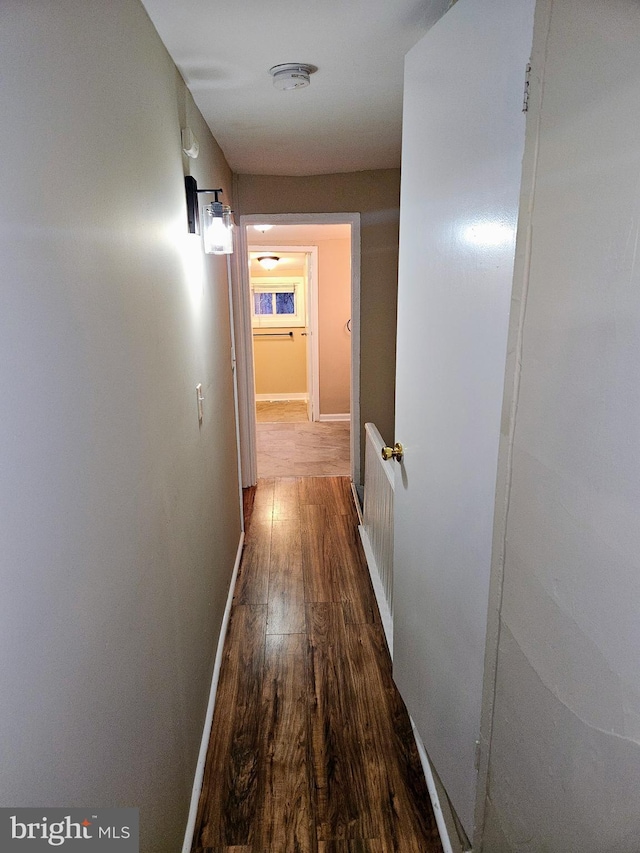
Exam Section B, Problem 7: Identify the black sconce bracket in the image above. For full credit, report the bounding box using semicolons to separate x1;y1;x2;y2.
185;176;224;235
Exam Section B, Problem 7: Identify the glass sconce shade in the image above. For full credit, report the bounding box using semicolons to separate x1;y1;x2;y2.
184;177;234;255
202;202;233;255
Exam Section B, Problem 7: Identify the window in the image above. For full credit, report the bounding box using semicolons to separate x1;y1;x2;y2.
251;277;306;328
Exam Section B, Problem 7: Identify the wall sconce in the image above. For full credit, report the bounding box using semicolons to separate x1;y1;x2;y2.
185;176;234;255
257;255;280;271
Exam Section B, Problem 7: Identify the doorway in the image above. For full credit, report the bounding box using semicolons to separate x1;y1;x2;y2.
234;214;361;484
249;246;318;423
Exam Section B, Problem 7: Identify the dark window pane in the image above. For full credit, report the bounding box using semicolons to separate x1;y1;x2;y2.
275;291;295;315
254;292;273;315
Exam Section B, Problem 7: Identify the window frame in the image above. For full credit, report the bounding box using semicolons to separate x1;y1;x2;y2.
250;276;306;328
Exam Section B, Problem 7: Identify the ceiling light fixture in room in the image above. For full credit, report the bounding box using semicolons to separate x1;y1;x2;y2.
253;224;274;233
269;63;317;91
257;255;280;271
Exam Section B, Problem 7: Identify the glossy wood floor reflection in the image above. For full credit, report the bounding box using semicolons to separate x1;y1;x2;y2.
192;477;443;853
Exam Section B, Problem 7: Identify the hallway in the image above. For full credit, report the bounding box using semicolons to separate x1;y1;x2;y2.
191;477;443;852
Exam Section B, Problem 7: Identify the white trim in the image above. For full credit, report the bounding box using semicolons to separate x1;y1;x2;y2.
255;393;308;402
308;247;320;422
249;244;320;421
410;718;457;853
473;5;551;847
231;226;258;487
181;532;244;853
351;482;364;526
239;213;361;486
251;278;301;291
226;253;245;532
318;413;350;422
358;524;393;658
350;216;361;486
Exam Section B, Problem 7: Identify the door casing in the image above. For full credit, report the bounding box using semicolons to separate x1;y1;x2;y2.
248;244;319;421
235;213;361;487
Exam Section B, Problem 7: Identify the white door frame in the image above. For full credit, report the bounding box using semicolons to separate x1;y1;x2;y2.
229;230;258;488
303;251;314;423
248;244;320;421
236;213;361;486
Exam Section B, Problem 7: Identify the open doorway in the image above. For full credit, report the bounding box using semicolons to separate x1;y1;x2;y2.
249;245;318;424
234;214;361;484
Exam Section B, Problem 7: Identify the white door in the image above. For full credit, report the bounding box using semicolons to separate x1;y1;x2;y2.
393;0;535;837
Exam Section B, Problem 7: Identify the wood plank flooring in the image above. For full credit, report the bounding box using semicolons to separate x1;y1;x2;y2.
192;477;443;853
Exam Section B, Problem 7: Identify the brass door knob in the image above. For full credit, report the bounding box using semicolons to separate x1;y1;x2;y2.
382;442;403;462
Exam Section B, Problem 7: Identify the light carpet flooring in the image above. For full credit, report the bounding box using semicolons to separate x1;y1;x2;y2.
256;400;308;423
255;402;350;478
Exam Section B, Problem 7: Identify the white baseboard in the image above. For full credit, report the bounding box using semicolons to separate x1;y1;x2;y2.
357;522;454;853
255;393;308;402
181;532;244;853
351;482;363;526
358;525;393;658
318;413;350;422
410;718;457;853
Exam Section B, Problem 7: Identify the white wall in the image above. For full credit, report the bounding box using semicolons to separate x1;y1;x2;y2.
0;2;240;850
483;1;640;849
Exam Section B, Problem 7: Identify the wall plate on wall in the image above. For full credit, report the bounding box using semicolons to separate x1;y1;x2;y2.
182;127;199;158
196;383;204;425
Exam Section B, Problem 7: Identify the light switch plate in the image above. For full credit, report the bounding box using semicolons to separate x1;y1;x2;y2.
196;383;204;425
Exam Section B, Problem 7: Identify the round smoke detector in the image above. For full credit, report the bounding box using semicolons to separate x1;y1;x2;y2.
269;63;316;91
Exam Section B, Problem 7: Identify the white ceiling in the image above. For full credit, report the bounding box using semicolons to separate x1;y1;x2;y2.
140;0;450;176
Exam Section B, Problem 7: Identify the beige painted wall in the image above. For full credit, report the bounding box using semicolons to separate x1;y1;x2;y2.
253;328;307;396
0;2;240;851
236;170;400;476
317;239;351;414
251;267;307;396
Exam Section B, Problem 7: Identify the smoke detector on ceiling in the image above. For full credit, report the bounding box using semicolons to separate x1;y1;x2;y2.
269;63;316;91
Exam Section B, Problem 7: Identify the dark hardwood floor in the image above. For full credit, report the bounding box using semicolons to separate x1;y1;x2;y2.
192;477;443;853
